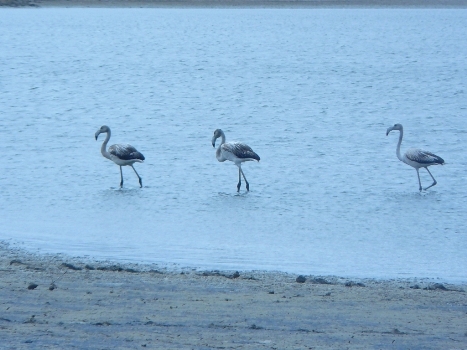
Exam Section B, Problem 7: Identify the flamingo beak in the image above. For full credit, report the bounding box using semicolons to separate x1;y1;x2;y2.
95;131;101;140
386;127;393;136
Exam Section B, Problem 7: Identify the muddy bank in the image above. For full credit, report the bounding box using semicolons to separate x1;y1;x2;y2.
1;243;466;349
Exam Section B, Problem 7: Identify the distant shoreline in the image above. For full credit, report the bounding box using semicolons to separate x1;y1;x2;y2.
3;0;467;8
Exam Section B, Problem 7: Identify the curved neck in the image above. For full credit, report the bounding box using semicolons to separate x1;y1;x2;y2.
100;131;112;160
396;129;404;161
218;130;226;146
216;131;226;161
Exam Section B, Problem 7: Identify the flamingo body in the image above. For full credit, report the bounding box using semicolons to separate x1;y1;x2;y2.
217;141;260;164
108;144;145;166
403;148;444;168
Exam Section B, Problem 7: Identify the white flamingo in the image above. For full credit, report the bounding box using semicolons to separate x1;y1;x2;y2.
386;123;444;191
95;125;145;188
212;129;260;192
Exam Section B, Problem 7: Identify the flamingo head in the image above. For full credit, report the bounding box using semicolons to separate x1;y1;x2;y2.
386;123;403;136
95;125;110;140
212;128;223;147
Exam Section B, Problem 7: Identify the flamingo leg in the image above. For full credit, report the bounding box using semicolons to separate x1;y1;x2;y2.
131;165;143;188
424;167;437;190
240;167;250;191
416;168;422;192
119;166;124;188
237;167;242;192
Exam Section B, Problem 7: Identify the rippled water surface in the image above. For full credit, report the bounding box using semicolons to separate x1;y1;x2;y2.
1;8;466;282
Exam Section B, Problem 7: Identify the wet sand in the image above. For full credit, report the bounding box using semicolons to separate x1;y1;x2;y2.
1;243;466;349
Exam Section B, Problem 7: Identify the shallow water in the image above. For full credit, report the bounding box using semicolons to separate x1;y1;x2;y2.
1;8;466;282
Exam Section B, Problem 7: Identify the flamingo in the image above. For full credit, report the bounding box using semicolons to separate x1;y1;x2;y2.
95;125;145;188
386;123;444;191
212;129;260;192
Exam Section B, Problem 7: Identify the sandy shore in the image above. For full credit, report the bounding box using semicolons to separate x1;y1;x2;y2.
1;243;466;349
2;0;467;7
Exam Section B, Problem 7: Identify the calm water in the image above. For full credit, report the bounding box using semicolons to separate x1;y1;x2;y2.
0;8;466;282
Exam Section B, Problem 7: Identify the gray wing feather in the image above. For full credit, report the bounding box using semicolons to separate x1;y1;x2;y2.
406;148;444;165
223;142;260;161
109;144;145;161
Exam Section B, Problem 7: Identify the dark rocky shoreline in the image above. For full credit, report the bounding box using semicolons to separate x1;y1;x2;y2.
2;0;467;7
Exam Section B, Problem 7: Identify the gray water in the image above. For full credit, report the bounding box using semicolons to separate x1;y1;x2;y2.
1;8;466;282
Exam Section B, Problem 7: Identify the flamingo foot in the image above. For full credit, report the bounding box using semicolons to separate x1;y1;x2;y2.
424;181;437;191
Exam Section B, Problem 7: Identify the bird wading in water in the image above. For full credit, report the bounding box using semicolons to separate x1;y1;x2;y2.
95;125;145;188
386;123;444;191
212;129;260;192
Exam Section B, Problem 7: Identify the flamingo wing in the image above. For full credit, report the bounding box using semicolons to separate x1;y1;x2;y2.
406;148;444;165
222;142;260;161
109;144;145;161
